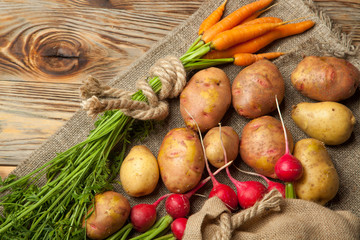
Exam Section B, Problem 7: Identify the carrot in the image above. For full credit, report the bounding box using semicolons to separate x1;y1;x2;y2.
185;0;228;55
233;52;285;66
239;10;263;24
211;20;292;51
204;20;315;58
198;0;228;35
241;2;279;24
233;17;283;29
202;0;273;43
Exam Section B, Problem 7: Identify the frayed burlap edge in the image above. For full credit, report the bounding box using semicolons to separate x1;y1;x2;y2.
304;0;359;58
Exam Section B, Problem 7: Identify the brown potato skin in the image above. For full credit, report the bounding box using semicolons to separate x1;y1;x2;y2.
180;67;231;132
120;145;159;197
85;191;131;240
291;56;360;101
203;126;239;168
293;138;339;205
240;116;294;178
232;59;285;119
157;128;205;193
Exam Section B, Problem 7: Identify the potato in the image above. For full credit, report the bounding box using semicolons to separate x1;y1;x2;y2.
157;128;205;193
180;67;231;132
120;145;159;197
203;126;239;168
291;101;356;145
85;191;131;240
293;138;339;205
240;116;294;178
291;56;360;101
232;59;285;119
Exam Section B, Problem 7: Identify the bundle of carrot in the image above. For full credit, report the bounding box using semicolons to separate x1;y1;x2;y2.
0;0;314;239
183;0;315;68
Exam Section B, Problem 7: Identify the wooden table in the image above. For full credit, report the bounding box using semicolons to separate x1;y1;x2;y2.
0;0;359;179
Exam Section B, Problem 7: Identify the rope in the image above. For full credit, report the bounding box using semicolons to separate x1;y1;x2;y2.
214;212;232;240
231;189;283;229
214;190;283;240
79;56;186;120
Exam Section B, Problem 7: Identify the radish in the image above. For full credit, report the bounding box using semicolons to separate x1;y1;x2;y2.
165;194;190;220
171;218;188;240
198;131;238;211
130;194;169;232
231;180;267;209
218;124;267;209
234;165;285;198
165;160;233;219
182;107;238;211
274;96;303;198
208;182;238;211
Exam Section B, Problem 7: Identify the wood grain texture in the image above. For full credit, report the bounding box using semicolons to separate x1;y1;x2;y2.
0;0;203;167
0;0;359;177
315;0;360;44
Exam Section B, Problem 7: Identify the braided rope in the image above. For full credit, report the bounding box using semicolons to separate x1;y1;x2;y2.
231;190;283;230
80;56;186;120
214;212;232;240
213;190;283;240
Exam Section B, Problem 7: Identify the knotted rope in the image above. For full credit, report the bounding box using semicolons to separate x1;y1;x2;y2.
80;56;187;120
215;190;283;240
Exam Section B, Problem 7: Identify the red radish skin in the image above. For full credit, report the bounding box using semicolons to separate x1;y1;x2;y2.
275;155;303;182
165;194;190;219
235;165;285;198
165;160;234;219
208;183;238;210
234;181;267;209
274;96;303;182
130;204;157;232
130;194;169;232
265;179;285;197
171;218;188;240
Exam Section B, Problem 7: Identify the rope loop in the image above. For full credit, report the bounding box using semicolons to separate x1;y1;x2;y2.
213;190;283;240
80;56;186;120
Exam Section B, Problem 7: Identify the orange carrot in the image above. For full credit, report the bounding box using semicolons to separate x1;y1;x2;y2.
202;0;273;43
233;52;285;66
198;0;228;35
233;17;282;30
239;10;263;24
241;2;280;24
204;20;315;58
211;21;290;51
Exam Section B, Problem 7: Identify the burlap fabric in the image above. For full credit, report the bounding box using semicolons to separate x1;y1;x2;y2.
8;0;360;239
183;190;360;239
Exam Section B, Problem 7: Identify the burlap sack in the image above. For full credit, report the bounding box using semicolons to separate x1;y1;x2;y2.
183;190;360;240
6;0;360;239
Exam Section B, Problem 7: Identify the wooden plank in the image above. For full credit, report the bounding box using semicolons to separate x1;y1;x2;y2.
314;0;360;44
0;166;14;179
0;0;202;166
0;0;359;178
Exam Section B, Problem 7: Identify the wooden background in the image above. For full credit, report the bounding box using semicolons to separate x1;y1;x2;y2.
0;0;359;178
